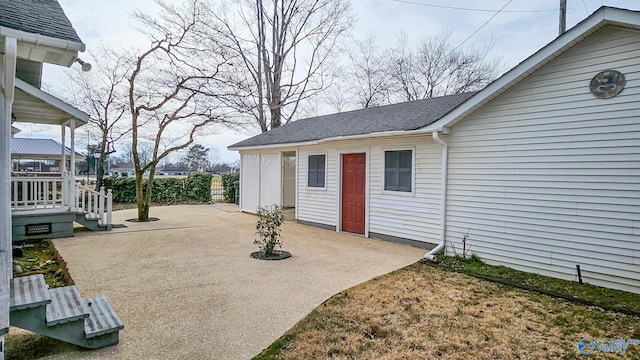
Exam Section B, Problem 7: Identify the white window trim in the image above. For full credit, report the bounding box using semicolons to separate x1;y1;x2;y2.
306;152;328;190
382;147;416;196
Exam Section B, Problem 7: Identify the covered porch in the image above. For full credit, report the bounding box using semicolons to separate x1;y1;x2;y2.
10;78;113;242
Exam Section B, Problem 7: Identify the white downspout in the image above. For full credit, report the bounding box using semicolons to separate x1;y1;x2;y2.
425;131;448;261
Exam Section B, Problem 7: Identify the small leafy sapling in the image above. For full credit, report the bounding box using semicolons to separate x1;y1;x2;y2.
254;205;284;258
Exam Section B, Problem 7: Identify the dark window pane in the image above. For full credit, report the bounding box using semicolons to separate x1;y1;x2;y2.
384;150;412;192
385;170;397;190
308;154;326;187
399;170;411;191
399;151;412;168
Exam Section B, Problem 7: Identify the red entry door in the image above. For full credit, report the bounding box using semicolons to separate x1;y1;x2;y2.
342;153;366;234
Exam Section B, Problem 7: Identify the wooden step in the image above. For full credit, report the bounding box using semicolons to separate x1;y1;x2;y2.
10;274;51;311
46;286;90;326
84;296;124;339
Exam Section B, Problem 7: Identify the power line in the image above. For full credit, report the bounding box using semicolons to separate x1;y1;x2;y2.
582;0;590;15
392;0;557;13
450;0;513;53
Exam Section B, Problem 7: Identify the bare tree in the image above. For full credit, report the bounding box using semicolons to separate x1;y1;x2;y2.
389;30;502;101
62;44;130;189
208;147;222;169
321;79;355;113
347;36;393;109
128;0;235;220
206;0;354;132
388;32;422;102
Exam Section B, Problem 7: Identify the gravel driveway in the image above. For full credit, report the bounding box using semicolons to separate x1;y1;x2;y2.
51;204;425;359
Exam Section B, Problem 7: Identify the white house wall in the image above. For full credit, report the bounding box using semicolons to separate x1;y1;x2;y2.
240;153;260;213
368;137;441;244
445;26;640;293
240;150;290;213
297;145;339;228
297;136;441;245
259;153;281;207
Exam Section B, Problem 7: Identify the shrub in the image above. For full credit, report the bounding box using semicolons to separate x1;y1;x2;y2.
102;172;212;204
254;205;284;257
221;173;239;203
184;172;213;203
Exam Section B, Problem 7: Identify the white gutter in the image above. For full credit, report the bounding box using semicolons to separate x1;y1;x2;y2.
0;26;85;52
229;127;450;151
425;131;448;261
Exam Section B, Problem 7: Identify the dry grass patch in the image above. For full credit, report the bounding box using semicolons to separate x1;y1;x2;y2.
256;262;640;359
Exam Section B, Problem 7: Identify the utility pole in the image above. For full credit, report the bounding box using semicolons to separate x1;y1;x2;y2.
559;0;567;35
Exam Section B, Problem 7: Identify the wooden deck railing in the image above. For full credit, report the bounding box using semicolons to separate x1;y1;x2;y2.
10;175;113;229
10;176;67;210
74;184;113;227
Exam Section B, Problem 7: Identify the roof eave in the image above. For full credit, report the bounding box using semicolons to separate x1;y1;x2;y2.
427;6;640;131
0;26;85;67
229;140;318;151
228;128;449;151
14;78;89;125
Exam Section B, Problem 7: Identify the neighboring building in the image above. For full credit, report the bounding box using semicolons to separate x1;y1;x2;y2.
11;137;81;173
230;7;640;293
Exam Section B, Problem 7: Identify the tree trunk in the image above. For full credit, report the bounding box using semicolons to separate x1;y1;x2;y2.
135;164;157;221
270;106;281;130
135;171;149;221
96;133;109;190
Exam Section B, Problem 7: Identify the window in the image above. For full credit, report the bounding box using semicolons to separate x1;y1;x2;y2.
384;150;412;192
308;154;326;188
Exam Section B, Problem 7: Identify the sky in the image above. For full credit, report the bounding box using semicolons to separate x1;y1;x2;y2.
24;0;640;163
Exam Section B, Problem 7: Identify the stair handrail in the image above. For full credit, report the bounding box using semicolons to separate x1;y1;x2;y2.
75;183;113;228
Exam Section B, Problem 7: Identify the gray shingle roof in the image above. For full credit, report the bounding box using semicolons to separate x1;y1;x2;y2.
229;92;476;149
11;138;79;157
0;0;82;43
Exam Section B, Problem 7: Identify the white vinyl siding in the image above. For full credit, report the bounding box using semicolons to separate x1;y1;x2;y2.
297;147;338;227
240;153;260;213
445;26;640;293
259;153;281;207
296;137;441;244
369;138;441;244
239;150;290;213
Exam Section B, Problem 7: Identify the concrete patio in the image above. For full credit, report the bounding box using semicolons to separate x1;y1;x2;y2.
48;204;425;359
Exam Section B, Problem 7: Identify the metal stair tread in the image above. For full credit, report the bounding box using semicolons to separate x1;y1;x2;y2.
84;295;124;339
46;286;90;326
10;274;51;311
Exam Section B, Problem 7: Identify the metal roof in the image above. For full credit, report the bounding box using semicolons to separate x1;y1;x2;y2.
11;138;80;159
0;0;82;43
229;92;475;149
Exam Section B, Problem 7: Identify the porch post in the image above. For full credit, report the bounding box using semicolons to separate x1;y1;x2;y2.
69;119;76;177
61;122;66;174
1;36;18;352
68;119;76;208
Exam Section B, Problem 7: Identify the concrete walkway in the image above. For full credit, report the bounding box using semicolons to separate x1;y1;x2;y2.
51;204;425;359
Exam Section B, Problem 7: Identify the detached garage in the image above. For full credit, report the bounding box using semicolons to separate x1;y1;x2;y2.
230;7;640;293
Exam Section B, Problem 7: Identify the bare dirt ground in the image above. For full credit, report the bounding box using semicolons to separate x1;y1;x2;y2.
268;262;640;360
